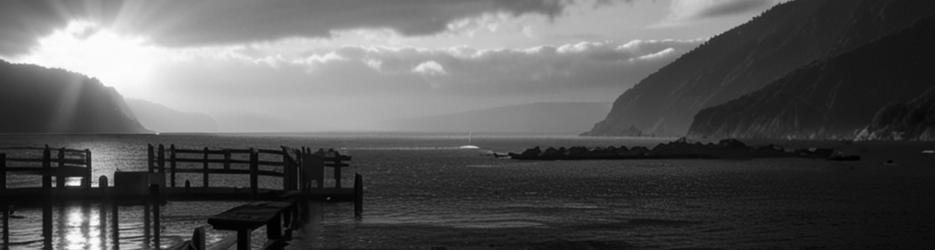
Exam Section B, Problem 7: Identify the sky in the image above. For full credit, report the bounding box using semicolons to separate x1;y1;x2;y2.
0;0;787;132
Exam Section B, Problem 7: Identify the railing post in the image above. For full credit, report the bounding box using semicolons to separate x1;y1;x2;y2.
150;184;161;248
333;152;342;188
170;144;177;188
99;175;108;194
203;147;209;188
157;144;166;174
57;148;65;189
84;149;92;190
281;147;292;191
192;227;206;250
250;148;258;198
223;149;231;170
42;199;52;248
111;198;119;248
2;203;9;245
0;153;6;192
42;145;51;192
148;144;155;173
354;173;363;218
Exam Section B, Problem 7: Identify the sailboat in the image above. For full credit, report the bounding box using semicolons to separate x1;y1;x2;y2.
459;131;480;149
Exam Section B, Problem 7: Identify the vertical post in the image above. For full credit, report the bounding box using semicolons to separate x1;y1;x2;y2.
157;144;166;174
237;230;251;250
250;149;258;198
2;203;9;245
203;147;209;188
354;173;363;218
223;150;231;170
334;156;342;188
42;199;52;249
1;153;6;192
150;184;161;249
266;212;282;240
99;176;108;197
42;145;51;192
57;148;66;189
148;144;155;173
170;144;176;188
99;176;108;249
84;149;92;190
192;227;206;250
282;148;290;191
111;200;119;248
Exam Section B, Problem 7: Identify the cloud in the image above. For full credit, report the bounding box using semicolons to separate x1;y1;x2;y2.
660;0;787;25
412;61;447;76
150;38;705;102
0;0;629;56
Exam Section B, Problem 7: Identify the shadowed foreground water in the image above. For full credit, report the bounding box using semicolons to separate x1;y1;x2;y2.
2;134;934;249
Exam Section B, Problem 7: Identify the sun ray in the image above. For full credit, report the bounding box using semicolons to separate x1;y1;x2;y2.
15;20;162;98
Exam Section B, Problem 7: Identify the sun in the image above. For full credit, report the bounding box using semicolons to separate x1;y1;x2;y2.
15;21;161;98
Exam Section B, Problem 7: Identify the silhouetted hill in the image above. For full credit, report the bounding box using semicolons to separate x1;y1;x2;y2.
689;15;935;140
856;87;935;141
125;99;218;133
391;102;611;135
586;0;935;136
0;60;148;133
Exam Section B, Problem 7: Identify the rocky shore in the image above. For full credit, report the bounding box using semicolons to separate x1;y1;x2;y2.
508;138;859;161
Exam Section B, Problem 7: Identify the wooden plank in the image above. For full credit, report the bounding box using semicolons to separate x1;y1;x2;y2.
257;149;285;155
174;158;251;164
256;160;284;166
0;146;46;150
224;149;253;154
171;169;283;177
4;158;86;165
324;163;351;168
3;158;44;163
208;202;292;230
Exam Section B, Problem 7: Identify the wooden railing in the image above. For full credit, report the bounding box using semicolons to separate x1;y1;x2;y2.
147;144;355;195
148;144;301;196
0;146;92;191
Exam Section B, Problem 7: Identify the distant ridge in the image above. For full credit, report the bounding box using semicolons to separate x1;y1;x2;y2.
126;99;219;133
0;60;148;133
586;0;935;136
689;14;935;140
391;102;611;135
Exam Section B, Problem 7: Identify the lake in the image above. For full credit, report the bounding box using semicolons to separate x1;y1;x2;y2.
2;133;934;249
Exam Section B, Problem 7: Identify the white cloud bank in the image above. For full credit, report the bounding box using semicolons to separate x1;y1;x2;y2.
135;38;704;131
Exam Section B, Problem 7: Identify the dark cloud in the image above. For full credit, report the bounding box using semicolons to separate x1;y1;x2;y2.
0;0;627;55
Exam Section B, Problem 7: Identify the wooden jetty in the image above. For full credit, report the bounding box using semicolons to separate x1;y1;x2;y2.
1;144;364;249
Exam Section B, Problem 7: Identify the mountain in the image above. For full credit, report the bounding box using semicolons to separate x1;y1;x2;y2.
689;15;935;140
586;0;935;136
856;86;935;141
125;99;218;133
0;60;148;133
390;102;611;135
